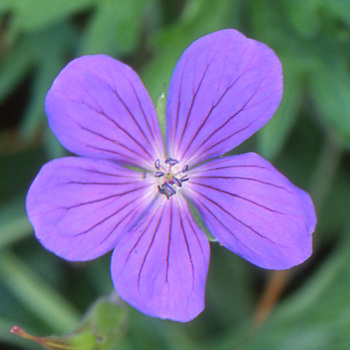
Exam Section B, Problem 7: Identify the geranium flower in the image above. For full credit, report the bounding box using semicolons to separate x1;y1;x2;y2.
26;29;316;322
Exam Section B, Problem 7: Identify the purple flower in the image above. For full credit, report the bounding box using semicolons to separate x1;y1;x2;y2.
26;29;316;322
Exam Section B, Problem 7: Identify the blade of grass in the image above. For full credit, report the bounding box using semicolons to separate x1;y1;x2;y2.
0;251;80;333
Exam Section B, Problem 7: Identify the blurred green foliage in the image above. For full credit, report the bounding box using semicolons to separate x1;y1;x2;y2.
1;0;350;349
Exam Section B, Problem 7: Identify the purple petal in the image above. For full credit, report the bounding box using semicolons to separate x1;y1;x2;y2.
166;29;282;165
26;157;156;261
111;195;210;322
185;153;316;269
45;55;164;169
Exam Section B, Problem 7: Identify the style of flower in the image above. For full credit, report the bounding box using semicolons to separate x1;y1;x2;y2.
26;29;316;322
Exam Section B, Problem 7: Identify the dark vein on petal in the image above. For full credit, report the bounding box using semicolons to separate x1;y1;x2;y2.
120;67;161;151
176;63;211;155
124;210;154;264
196;164;267;172
79;124;144;158
202;121;253;156
165;201;172;283
67;180;140;186
81;101;153;160
188;89;258;160
191;188;276;243
195;199;264;256
110;86;153;149
126;194;159;233
65;185;147;210
191;181;285;214
78;168;135;178
86;145;138;161
94;209;135;248
137;206;165;289
181;71;247;160
178;205;194;288
131;84;157;144
183;207;206;266
172;67;186;150
72;195;142;237
96;196;153;249
191;175;286;190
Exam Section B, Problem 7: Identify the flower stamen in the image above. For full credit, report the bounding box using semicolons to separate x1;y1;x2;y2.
180;175;189;182
154;158;189;199
155;159;161;170
165;158;179;165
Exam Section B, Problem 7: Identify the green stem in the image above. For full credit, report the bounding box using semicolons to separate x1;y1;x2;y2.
308;130;342;210
0;251;80;332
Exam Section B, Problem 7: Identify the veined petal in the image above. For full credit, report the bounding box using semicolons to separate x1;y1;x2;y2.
111;195;210;322
46;55;164;169
185;153;316;269
166;29;282;165
26;157;156;261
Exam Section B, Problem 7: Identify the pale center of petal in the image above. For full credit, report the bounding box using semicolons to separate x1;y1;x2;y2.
154;157;189;199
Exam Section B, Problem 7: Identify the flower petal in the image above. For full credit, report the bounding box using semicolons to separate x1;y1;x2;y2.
46;55;164;169
111;195;210;322
166;29;282;165
185;153;316;269
26;157;156;261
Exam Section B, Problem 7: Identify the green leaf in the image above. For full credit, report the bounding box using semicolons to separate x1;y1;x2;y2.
44;128;68;159
242;227;350;350
9;0;95;34
88;298;125;349
0;252;80;333
0;37;36;106
320;0;350;27
19;24;77;142
0;0;11;13
0;197;32;249
141;0;239;102
309;64;350;148
281;0;320;37
80;0;153;55
187;200;215;242
11;297;126;350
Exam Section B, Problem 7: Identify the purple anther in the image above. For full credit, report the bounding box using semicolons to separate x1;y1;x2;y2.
165;158;179;165
173;177;182;187
180;175;189;182
155;159;160;170
164;182;176;195
155;171;165;178
158;184;169;197
182;165;189;172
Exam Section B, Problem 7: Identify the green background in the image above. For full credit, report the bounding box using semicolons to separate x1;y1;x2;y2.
1;0;350;349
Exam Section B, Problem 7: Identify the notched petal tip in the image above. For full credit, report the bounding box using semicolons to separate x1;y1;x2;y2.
45;54;164;167
111;195;210;322
166;29;283;165
186;152;316;270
